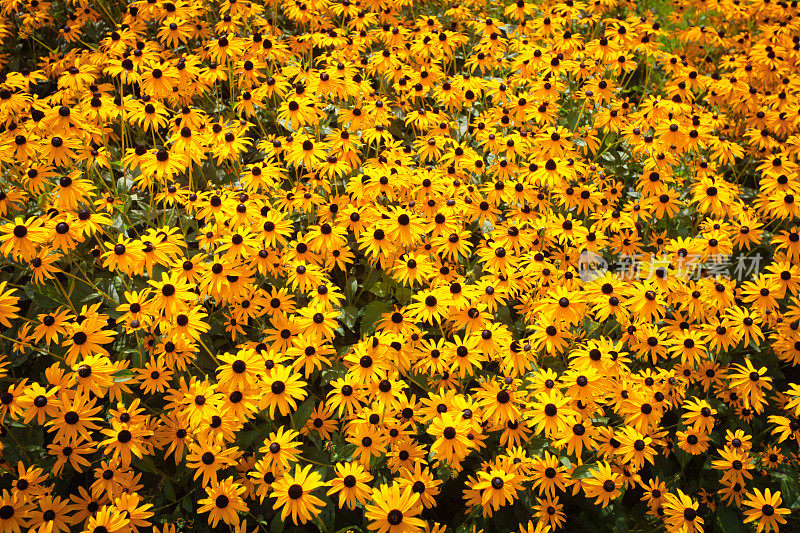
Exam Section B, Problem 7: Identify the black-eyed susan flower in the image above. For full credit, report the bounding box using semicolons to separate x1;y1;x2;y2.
327;462;373;510
742;488;790;533
198;479;247;528
270;464;326;525
364;484;425;533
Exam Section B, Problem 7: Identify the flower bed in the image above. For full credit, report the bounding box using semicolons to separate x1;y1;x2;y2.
0;0;799;531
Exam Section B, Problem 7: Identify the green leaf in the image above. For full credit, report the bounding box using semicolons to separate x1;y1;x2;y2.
496;305;512;325
394;286;412;303
340;305;358;330
571;462;597;479
270;513;285;533
716;505;746;533
456;522;476;533
790;494;800;511
163;479;176;502
112;369;135;383
360;300;392;337
347;276;358;299
314;493;337;533
238;426;267;450
302;444;332;467
528;437;551;452
777;472;799;511
135;459;158;475
293;396;316;431
675;447;692;468
363;270;383;294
